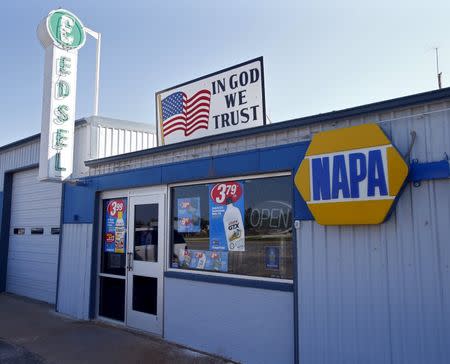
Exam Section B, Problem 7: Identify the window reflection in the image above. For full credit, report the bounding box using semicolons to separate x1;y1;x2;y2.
134;204;159;262
170;176;293;279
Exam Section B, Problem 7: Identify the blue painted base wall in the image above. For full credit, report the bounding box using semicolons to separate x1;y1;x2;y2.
164;277;294;364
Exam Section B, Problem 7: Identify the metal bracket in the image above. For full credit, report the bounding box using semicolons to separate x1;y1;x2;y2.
411;159;421;187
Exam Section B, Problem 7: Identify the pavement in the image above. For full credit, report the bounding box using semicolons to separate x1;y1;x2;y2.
0;293;234;364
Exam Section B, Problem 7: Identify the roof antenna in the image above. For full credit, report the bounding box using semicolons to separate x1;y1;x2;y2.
435;47;442;89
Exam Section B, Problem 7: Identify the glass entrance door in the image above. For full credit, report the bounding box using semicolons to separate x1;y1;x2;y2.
126;194;165;335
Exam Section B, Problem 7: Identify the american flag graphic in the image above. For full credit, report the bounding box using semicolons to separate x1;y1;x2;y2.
161;89;211;137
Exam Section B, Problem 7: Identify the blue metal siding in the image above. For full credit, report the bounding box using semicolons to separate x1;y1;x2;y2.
63;184;96;224
164;277;294;364
63;141;312;224
0;174;12;292
409;160;450;182
213;150;261;176
59;111;450;364
162;157;212;183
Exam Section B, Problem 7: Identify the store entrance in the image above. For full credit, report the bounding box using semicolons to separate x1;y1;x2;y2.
97;189;165;336
126;194;164;334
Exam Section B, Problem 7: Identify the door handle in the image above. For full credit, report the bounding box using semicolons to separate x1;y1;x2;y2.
127;252;133;271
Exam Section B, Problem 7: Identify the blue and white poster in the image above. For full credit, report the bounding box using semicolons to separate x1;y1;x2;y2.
177;197;201;233
178;249;228;272
209;181;245;251
265;246;280;270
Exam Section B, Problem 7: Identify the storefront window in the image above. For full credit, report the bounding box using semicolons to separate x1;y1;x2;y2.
170;175;293;279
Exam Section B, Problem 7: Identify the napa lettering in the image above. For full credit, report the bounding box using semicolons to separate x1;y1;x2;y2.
310;147;390;202
295;123;409;225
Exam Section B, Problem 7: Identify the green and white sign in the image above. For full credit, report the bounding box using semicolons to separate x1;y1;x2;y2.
47;9;86;49
37;9;86;181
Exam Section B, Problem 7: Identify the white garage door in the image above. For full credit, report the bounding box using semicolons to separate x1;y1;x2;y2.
6;168;62;303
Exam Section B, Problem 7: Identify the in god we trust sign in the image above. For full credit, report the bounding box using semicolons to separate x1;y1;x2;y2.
156;57;266;146
37;9;86;181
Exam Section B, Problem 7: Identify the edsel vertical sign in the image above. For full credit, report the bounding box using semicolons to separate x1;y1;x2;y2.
37;9;86;181
156;57;266;146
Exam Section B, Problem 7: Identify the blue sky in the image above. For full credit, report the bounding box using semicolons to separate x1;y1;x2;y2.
1;0;449;145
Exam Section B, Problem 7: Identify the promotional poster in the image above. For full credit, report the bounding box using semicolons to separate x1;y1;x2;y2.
177;197;201;233
209;181;245;251
265;246;280;270
178;249;228;272
104;198;127;254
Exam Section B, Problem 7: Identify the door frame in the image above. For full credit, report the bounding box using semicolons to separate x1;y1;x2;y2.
96;186;168;334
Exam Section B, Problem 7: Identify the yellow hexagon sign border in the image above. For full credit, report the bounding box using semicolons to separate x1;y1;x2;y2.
295;123;409;225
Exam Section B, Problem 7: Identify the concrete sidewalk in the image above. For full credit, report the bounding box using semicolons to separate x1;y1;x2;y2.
0;293;234;364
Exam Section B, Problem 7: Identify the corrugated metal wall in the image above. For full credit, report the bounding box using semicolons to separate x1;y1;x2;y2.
296;104;450;363
86;116;156;160
0;123;93;187
0;140;40;190
0;117;154;306
87;101;450;364
88;100;450;176
297;179;450;364
95;125;156;158
57;223;93;319
7;168;61;303
165;278;295;364
0;117;157;188
89;126;309;175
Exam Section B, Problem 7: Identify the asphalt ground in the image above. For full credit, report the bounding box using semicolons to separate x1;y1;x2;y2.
0;293;235;364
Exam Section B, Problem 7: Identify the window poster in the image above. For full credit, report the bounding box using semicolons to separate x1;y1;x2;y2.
104;198;127;254
178;249;228;272
265;246;280;270
177;197;201;233
209;181;245;251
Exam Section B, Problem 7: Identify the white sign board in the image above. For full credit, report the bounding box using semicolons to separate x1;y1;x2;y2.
37;9;86;181
156;57;266;146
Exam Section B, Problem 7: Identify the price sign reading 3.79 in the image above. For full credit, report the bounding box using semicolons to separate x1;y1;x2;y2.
210;181;243;205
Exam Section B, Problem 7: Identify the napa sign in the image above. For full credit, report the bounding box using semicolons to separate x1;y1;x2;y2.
295;124;409;225
37;9;86;181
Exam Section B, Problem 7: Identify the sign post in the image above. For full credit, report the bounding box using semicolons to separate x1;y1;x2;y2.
37;9;86;181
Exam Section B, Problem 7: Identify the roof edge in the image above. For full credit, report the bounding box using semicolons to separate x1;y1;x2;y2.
85;86;450;167
0;118;87;153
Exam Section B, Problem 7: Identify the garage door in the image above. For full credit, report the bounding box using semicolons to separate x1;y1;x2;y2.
6;168;62;303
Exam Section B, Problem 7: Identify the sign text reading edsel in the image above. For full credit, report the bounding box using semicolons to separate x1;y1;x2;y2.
37;9;86;181
157;58;265;146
